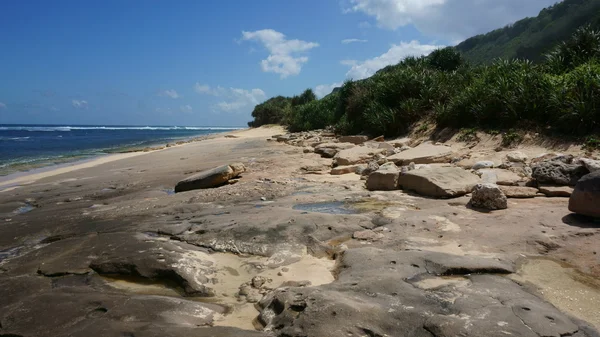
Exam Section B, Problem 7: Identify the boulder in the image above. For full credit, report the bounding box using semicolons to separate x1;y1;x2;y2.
357;161;379;176
330;165;361;175
388;143;454;166
397;167;480;198
372;135;385;142
378;142;396;155
569;171;600;217
499;186;540;198
470;183;508;210
575;157;600;173
480;171;498;184
334;147;384;166
175;163;246;192
532;159;589;186
472;161;494;170
314;142;355;158
506;151;528;163
338;135;368;145
539;185;574;197
366;164;400;191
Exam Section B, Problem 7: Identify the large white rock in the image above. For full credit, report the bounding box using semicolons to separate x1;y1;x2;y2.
575;157;600;173
506;151;528;163
397;167;480;198
334;146;384;166
472;161;494;170
470;183;508;210
366;164;400;191
387;143;454;166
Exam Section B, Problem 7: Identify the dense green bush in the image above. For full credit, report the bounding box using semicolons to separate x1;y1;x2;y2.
248;96;291;127
436;59;553;128
549;60;600;133
249;27;600;139
287;93;337;132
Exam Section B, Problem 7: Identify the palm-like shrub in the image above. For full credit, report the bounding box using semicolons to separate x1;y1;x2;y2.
437;59;552;128
427;47;465;72
549;61;600;133
545;26;600;73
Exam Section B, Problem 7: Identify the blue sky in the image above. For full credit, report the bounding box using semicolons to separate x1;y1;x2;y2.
0;0;558;126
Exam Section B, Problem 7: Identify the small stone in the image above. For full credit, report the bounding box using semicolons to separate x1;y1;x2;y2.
472;161;494;170
251;276;267;289
281;267;289;272
260;197;267;201
470;183;508;210
506;151;528;163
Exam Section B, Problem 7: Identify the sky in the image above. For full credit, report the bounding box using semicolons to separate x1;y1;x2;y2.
0;0;559;127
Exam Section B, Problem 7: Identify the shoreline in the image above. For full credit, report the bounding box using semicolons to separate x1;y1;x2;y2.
0;128;248;191
1;125;599;335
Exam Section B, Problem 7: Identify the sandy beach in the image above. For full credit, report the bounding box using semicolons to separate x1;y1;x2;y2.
1;126;599;337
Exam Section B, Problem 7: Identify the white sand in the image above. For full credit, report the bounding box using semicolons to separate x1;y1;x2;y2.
0;126;285;192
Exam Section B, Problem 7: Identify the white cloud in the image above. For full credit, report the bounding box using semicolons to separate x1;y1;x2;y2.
342;38;368;44
215;88;266;112
0;102;6;109
358;21;372;29
194;83;226;96
158;89;180;99
155;107;172;113
180;105;192;113
71;100;88;109
50;106;59;111
343;40;442;80
345;0;558;41
315;82;342;98
240;29;319;78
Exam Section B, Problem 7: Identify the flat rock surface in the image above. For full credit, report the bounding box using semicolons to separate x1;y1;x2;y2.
397;166;480;198
0;127;599;336
499;185;540;198
478;168;525;186
333;146;384;166
388;142;454;165
258;248;591;337
539;185;574;197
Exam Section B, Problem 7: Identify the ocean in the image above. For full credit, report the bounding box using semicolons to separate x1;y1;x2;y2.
0;124;242;176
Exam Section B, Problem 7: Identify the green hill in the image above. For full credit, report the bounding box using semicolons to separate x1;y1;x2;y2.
456;0;600;63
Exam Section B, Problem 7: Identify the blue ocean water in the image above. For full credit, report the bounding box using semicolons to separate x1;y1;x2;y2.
0;124;241;175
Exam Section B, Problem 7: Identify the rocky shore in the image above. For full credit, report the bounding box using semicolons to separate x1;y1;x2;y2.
1;126;599;337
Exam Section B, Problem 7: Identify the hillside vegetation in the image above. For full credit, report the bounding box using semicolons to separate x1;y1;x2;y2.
249;26;600;145
456;0;600;63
